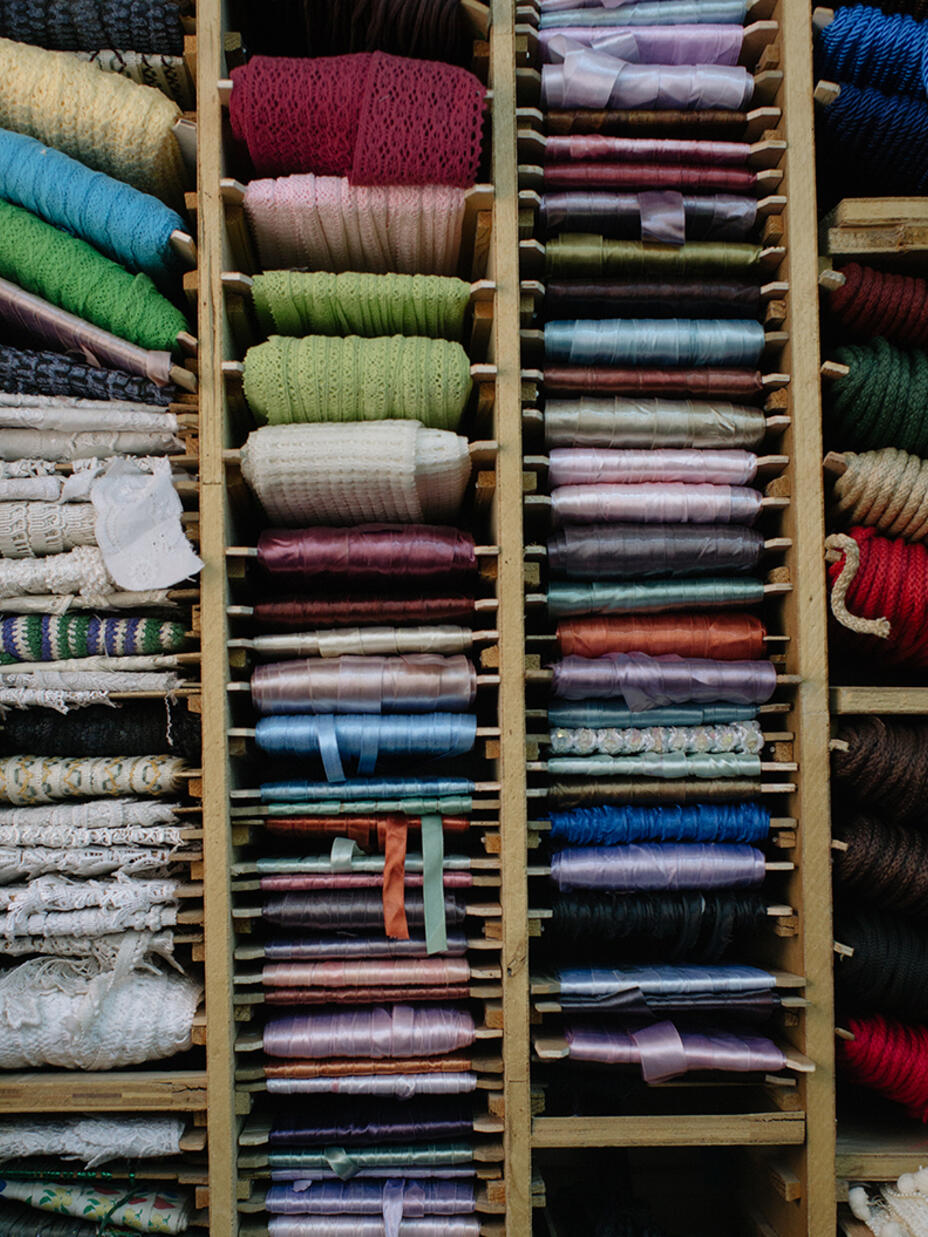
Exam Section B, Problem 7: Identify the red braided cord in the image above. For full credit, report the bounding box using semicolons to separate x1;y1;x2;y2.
830;262;928;348
828;526;928;667
840;1013;928;1120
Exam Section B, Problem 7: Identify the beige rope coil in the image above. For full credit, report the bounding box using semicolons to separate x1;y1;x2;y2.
825;532;891;639
833;448;928;543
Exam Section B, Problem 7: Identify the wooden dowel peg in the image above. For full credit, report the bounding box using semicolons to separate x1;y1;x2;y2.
831;838;849;851
170;365;197;392
170;231;197;264
814;80;841;106
819;267;847;291
834;941;854;958
823;451;848;477
812;6;835;29
835;1027;856;1041
821;360;850;380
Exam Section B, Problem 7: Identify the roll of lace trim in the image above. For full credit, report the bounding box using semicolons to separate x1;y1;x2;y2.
0;1114;185;1167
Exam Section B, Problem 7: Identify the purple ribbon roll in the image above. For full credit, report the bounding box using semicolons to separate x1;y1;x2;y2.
263;1005;476;1059
257;526;476;581
550;843;766;890
268;1219;481;1236
550;652;777;708
542;45;753;111
548;448;757;488
564;1021;787;1081
538;25;745;66
262;892;467;931
539;192;757;245
551;482;763;527
267;1181;476;1216
251;655;477;715
548;523;763;578
269;1170;477;1183
555;963;775;1014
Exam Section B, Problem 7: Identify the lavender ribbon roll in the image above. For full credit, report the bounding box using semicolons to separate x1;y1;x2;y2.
542;45;753;110
539;0;749;22
550;481;763;526
544;397;767;451
550;652;778;708
555;963;776;1014
263;1004;476;1059
251;655;477;715
548;448;757;488
563;1021;786;1081
548;524;764;579
266;1180;477;1216
537;24;746;65
268;1220;481;1236
544;319;765;366
550;843;766;890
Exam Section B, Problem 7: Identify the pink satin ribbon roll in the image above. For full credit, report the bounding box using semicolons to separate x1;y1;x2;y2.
263;1004;476;1059
551;482;763;526
565;1020;787;1080
262;958;471;988
548;448;757;487
251;654;477;715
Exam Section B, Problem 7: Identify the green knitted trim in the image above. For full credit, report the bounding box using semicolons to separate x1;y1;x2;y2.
251;271;471;341
0;199;187;352
243;334;472;429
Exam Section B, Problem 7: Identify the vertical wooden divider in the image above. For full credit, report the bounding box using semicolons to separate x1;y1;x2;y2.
490;4;534;1233
198;0;240;1230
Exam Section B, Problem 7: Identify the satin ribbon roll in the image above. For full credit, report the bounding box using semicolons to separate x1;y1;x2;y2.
551;652;777;707
546;237;763;278
266;1144;476;1174
251;655;477;715
539;191;757;243
551;842;766;890
262;1004;476;1059
549;447;757;487
546;751;762;777
267;1099;472;1144
558;614;766;660
268;1219;481;1236
264;796;471;817
548;577;765;616
254;714;477;781
539;0;749;25
544;396;767;449
550;800;770;844
549;777;763;807
542;46;752;111
555;963;776;1014
545;279;762;320
266;1072;478;1096
247;627;476;659
262;892;466;932
264;935;468;960
538;26;746;67
545;318;765;366
544;366;764;399
266;815;470;848
548;524;764;578
548;701;758;728
262;958;470;989
254;596;478;629
551;481;763;526
564;1021;786;1082
259;777;474;803
266;1180;476;1215
257;526;476;582
542;163;756;193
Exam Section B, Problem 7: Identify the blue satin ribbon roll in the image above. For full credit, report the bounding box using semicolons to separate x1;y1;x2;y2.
544;318;765;366
259;778;476;803
548;702;758;728
549;801;770;844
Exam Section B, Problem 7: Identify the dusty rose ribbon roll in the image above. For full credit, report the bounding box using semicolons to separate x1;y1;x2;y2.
551;842;766;890
251;654;477;715
548;447;757;487
262;958;470;988
551;481;763;526
564;1021;787;1080
551;652;777;707
545;134;751;162
262;1004;476;1058
257;526;477;581
557;614;766;660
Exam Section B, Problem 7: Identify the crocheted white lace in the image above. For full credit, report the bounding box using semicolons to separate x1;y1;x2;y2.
0;824;183;847
0;459;56;478
0;798;179;829
0;845;175;882
0;903;178;939
241;420;471;526
91;460;202;589
0;545;114;601
0;928;176;964
0;688;111;713
0;953;200;1068
0;656;183;675
0;874;177;915
0;1114;185;1167
0;393;178;434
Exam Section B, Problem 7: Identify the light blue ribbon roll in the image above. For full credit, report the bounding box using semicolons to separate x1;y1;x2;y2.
544;318;765;366
540;0;749;27
259;778;475;803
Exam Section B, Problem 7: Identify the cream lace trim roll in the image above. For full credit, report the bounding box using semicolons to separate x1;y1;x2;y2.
0;590;176;612
0;903;178;939
0;845;176;882
0;502;97;557
0;1114;185;1167
0;755;185;803
241;420;471;526
0;823;184;847
0;688;111;712
0;798;179;829
0;874;177;914
0;429;184;461
0;394;177;433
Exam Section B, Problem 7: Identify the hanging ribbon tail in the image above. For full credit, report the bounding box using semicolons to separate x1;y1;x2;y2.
631;1020;690;1083
382;817;410;941
638;190;686;246
382;1178;405;1237
357;722;380;776
421;813;448;955
315;715;346;783
825;533;892;639
324;1145;359;1180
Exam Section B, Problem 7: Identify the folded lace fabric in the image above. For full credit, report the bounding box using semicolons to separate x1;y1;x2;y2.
0;345;175;405
252;271;471;339
243;335;472;429
229;52;485;186
244;175;467;274
0;1114;185;1166
241;422;471;526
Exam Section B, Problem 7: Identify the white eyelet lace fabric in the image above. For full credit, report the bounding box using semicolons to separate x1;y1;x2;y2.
549;720;766;757
0;393;178;434
0;953;200;1068
241;420;471;526
0;755;185;803
0;845;176;883
0;798;179;829
91;459;202;590
0;1114;185;1167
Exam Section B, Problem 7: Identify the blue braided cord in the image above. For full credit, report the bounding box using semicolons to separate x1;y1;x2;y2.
0;128;186;282
815;5;928;97
550;802;771;846
819;81;928;195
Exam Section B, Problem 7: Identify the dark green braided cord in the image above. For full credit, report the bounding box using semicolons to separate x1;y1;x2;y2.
829;337;928;455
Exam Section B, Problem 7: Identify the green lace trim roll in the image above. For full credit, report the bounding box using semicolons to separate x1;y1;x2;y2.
252;271;471;340
243;334;473;429
0;199;187;352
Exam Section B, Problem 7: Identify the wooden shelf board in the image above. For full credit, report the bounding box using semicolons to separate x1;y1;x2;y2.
830;686;928;714
531;1112;805;1149
0;1071;208;1112
836;1123;928;1182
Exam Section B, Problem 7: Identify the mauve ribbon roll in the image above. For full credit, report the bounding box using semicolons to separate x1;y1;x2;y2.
254;596;477;630
540;0;749;24
563;1021;786;1081
264;935;468;960
549;777;763;806
542;46;753;111
555;963;776;1013
544;139;749;164
259;777;474;803
268;1219;481;1236
262;1004;476;1058
262;891;467;930
539;191;757;241
548;702;758;728
543;367;763;398
265;815;470;849
551;843;766;890
538;25;745;65
545;280;762;319
543;164;756;191
264;1056;475;1078
248;627;476;658
547;524;764;578
550;481;762;526
268;1099;473;1145
258;873;472;890
551;652;777;707
549;448;757;487
251;655;477;715
263;958;471;989
545;397;766;449
558;614;766;660
266;1180;476;1215
545;236;762;277
266;1073;478;1097
545;319;765;366
257;526;476;582
548;577;765;616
